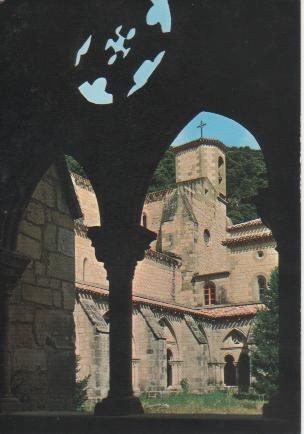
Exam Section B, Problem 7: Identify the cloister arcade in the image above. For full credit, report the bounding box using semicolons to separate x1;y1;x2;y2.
0;1;300;434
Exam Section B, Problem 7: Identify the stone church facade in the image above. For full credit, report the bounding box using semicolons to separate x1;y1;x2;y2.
73;139;278;406
10;139;277;410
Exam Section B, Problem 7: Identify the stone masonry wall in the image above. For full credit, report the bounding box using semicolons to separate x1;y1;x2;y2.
175;148;200;183
13;165;76;410
227;241;278;303
76;234;108;287
75;292;256;402
133;256;180;302
74;292;230;403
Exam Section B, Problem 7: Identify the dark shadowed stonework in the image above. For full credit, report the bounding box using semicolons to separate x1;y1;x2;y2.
0;0;300;433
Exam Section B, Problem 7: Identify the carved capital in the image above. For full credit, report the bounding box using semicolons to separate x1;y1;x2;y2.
87;225;157;279
0;249;30;295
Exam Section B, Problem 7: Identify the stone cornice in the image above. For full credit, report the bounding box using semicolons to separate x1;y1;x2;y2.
192;271;230;282
145;188;175;204
172;138;227;155
145;249;181;267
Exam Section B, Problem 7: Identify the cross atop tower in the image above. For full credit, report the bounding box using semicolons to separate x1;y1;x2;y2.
197;120;207;139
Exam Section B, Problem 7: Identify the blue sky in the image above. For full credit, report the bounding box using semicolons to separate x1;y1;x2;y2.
171;112;260;149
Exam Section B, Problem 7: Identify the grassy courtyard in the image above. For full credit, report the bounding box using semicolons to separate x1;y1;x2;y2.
140;391;266;415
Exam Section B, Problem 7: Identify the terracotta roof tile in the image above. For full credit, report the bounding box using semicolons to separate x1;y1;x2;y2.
200;304;263;318
227;219;263;231
75;282;261;319
222;232;274;246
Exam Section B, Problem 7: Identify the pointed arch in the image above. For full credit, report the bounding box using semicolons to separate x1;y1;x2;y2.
103;310;110;325
223;329;247;347
159;317;178;349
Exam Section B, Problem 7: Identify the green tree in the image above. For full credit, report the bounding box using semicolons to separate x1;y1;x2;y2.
226;146;268;224
65;155;87;177
251;268;279;398
148;148;176;192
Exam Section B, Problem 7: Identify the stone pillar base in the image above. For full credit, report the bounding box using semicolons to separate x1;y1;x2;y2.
0;396;23;413
94;395;144;416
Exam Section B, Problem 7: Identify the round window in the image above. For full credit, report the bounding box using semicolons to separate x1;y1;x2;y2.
204;229;211;246
257;250;264;259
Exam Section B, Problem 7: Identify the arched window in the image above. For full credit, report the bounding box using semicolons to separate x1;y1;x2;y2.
224;355;236;386
223;329;246;347
204;281;216;305
257;275;267;300
142;213;147;228
218;156;224;184
159;318;178;345
203;229;211;246
167;349;173;387
82;258;88;281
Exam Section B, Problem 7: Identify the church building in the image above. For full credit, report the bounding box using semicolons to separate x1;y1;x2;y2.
9;138;278;410
73;138;278;406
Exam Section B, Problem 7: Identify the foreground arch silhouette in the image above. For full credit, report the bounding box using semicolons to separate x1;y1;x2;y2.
0;1;300;432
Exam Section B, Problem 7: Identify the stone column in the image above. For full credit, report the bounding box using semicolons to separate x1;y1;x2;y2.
88;225;156;416
0;249;30;412
219;362;225;387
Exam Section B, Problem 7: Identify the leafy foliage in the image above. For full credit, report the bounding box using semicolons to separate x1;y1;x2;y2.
180;378;190;393
146;146;267;223
226;146;267;224
65;146;268;224
250;268;279;399
148;148;176;192
65;155;87;178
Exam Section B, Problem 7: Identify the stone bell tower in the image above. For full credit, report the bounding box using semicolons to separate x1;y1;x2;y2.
174;138;226;197
170;138;229;306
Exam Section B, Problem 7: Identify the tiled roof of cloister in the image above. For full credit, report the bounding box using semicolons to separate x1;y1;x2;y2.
222;232;274;247
76;282;262;319
227;218;264;231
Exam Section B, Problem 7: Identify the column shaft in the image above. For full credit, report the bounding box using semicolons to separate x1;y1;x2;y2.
108;266;133;398
88;225;156;416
